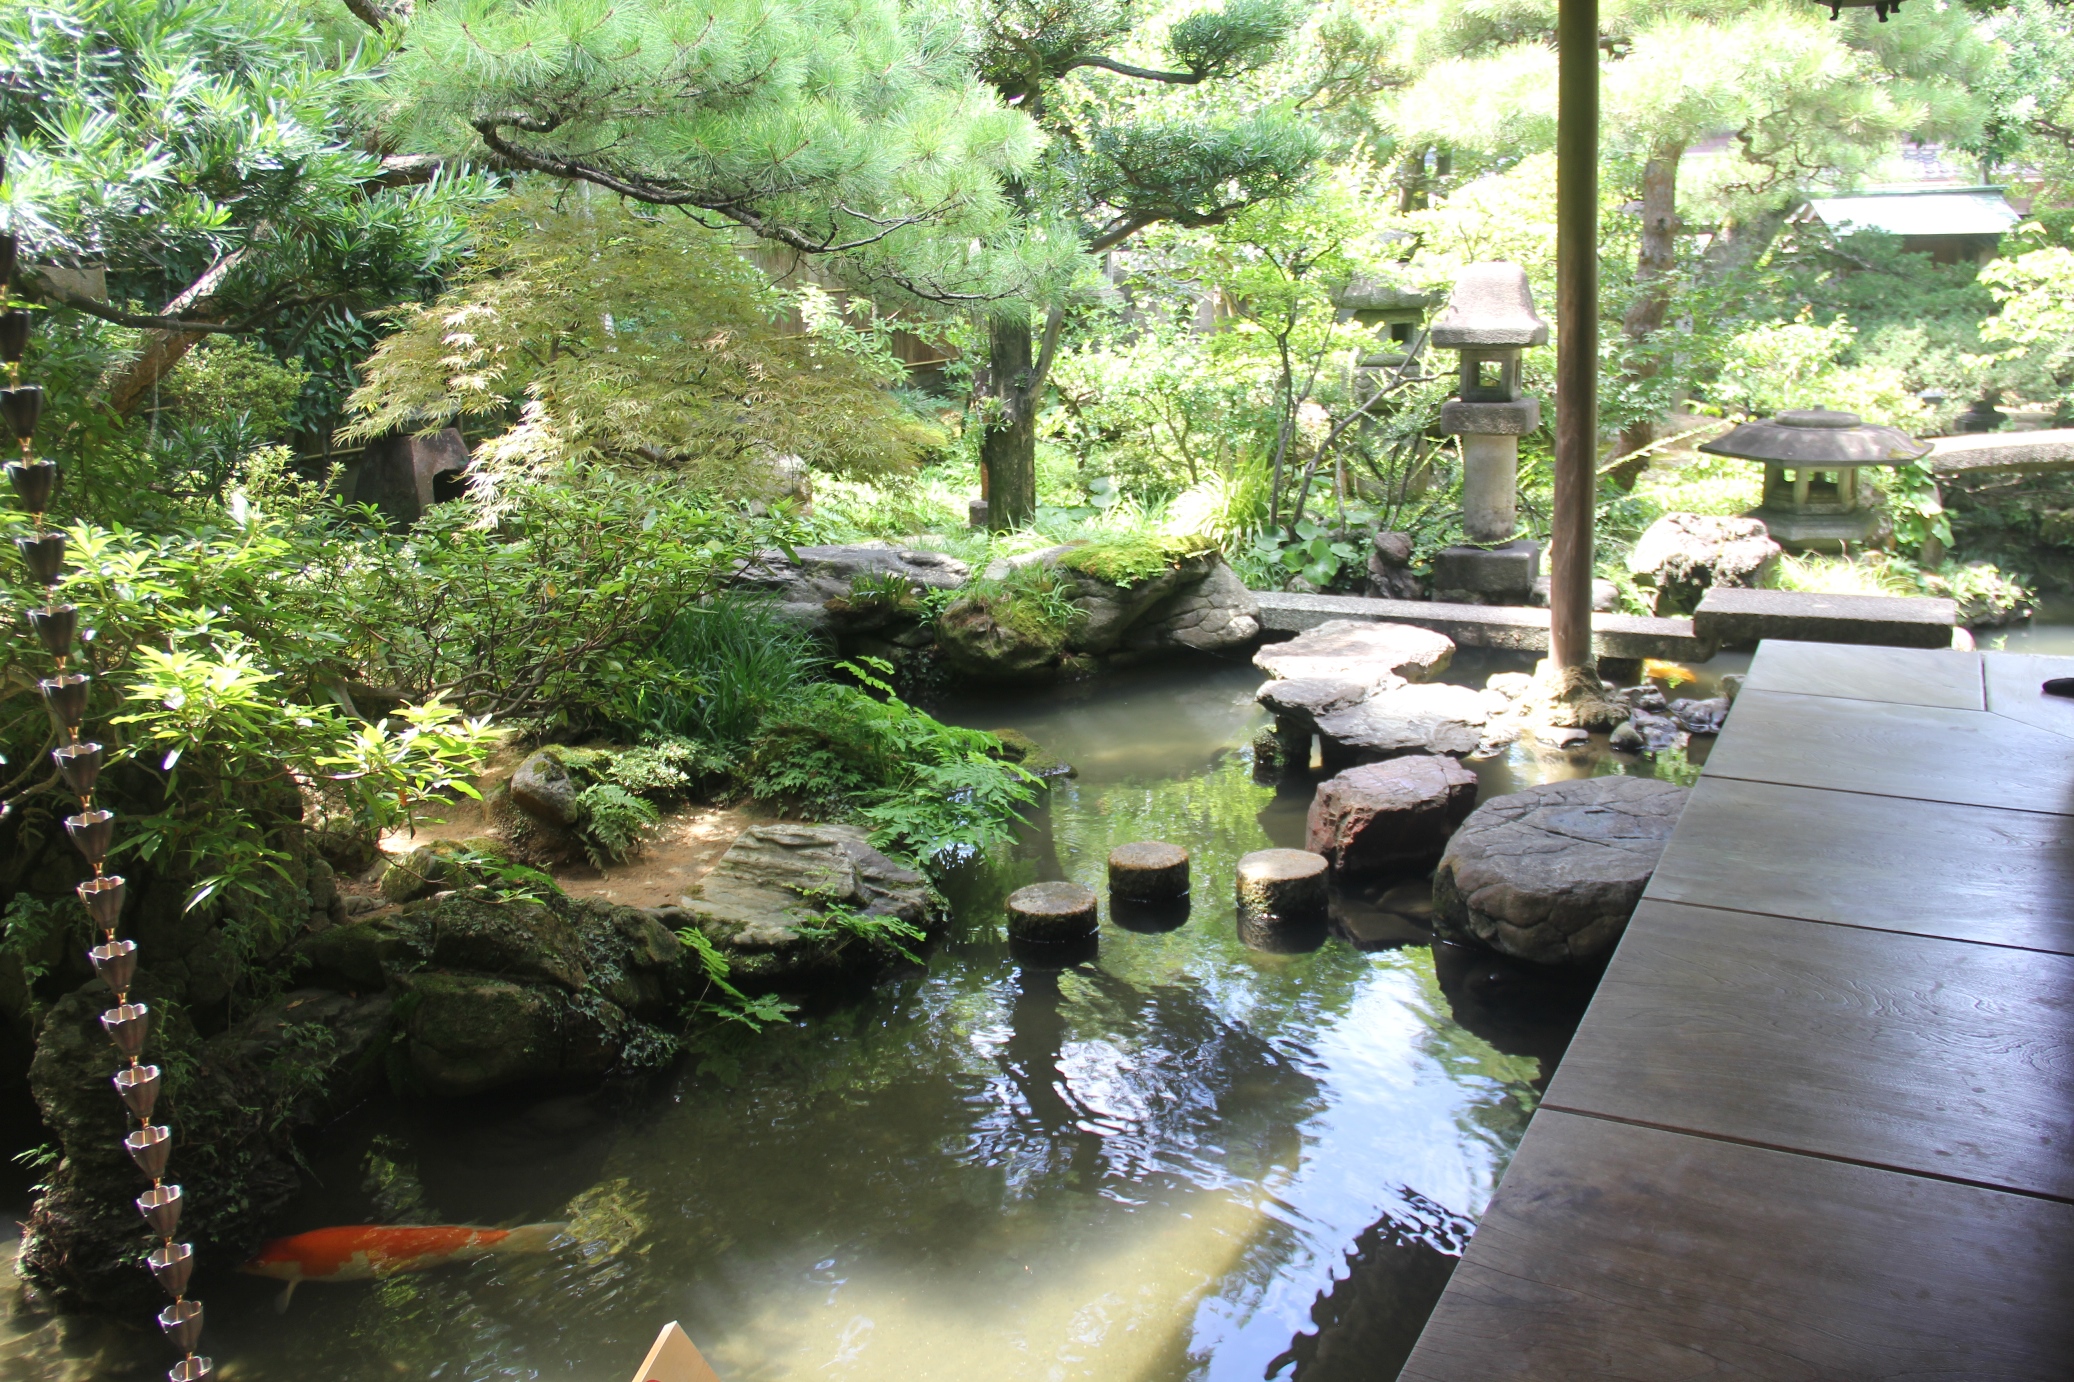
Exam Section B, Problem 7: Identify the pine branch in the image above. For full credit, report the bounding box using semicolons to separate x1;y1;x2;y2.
1066;55;1205;85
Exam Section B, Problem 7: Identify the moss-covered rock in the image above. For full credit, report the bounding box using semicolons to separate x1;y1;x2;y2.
677;823;943;990
377;836;510;904
427;893;587;991
398;971;625;1098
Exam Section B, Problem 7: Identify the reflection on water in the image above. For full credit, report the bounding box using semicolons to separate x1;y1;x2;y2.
1978;599;2074;656
5;653;1729;1382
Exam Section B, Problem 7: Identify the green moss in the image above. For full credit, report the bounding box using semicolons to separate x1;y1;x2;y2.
1055;535;1212;586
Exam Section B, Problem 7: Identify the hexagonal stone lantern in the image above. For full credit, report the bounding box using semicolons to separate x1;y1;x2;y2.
1430;262;1548;602
1697;408;1932;552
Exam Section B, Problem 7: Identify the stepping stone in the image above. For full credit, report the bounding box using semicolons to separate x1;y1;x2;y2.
1108;842;1189;903
1235;848;1329;923
1434;777;1688;965
1006;882;1099;944
1253;619;1454;684
1314;682;1489;766
1306;756;1480;878
1256;676;1384;728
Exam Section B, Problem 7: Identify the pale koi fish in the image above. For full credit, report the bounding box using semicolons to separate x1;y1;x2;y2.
240;1222;567;1310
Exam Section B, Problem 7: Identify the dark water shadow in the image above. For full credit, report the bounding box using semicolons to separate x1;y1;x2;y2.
1237;913;1331;954
1110;897;1192;933
1265;1192;1476;1381
1431;940;1602;1089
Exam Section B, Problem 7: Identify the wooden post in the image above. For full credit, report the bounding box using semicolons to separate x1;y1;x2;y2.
1550;0;1599;670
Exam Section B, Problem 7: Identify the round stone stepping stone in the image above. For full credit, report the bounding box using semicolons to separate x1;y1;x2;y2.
1433;776;1688;965
1306;755;1480;877
1314;682;1489;766
1006;881;1099;944
1253;619;1454;685
1108;842;1190;903
1234;848;1329;923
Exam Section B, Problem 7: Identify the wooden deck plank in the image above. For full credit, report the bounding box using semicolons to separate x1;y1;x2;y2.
1542;900;2074;1201
1983;650;2074;740
1645;776;2074;954
1741;639;1983;710
1702;688;2074;815
1398;1111;2074;1381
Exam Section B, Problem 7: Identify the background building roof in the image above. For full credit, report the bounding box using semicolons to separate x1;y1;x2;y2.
1804;187;2020;238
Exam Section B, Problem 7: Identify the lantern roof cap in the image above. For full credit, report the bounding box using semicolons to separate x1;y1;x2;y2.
1430;262;1549;349
1698;409;1932;466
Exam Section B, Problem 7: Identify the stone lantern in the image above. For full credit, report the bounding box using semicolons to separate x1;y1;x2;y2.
1430;262;1548;602
1697;408;1932;553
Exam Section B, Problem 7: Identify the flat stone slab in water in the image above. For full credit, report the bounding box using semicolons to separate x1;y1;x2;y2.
1434;776;1688;965
1236;848;1329;922
1307;756;1480;877
1007;881;1100;944
1108;842;1189;902
1256;676;1384;729
1315;682;1489;764
1253;619;1454;685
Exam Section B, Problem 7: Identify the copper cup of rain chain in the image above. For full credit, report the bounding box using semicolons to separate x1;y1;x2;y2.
66;809;115;868
138;1183;183;1239
117;1064;162;1122
148;1240;194;1299
40;672;87;726
8;458;56;513
29;602;76;657
1;384;45;440
169;1356;213;1381
127;1124;173;1181
90;938;138;996
53;740;101;797
0;309;28;363
78;874;125;929
102;1001;150;1059
16;531;65;584
159;1298;203;1352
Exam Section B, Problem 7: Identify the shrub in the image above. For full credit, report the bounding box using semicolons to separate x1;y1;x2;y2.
638;598;825;748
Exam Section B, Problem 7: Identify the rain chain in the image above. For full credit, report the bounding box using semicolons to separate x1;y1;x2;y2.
3;236;210;1379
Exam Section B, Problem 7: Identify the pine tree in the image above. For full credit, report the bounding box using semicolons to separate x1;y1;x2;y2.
968;0;1320;527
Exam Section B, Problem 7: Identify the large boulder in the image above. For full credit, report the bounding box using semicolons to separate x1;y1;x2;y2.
1628;513;1781;616
676;824;944;989
733;543;971;634
938;544;1256;681
1433;777;1688;965
1118;558;1261;656
510;749;583;827
428;893;589;991
1315;683;1490;766
399;971;625;1098
1253;619;1454;685
1306;756;1481;877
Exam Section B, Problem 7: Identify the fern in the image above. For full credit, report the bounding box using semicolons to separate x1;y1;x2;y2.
572;783;660;867
675;925;798;1031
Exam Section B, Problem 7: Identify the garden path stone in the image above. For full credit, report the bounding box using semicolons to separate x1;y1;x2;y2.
1433;776;1688;965
1314;683;1489;765
1253;618;1454;684
1307;756;1480;877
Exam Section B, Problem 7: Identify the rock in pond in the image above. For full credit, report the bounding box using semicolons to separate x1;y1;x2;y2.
676;823;943;989
1007;881;1101;944
1314;683;1489;766
1609;710;1681;756
1108;842;1190;903
1306;756;1480;878
1433;777;1688;965
1254;619;1454;685
1670;695;1730;735
1235;848;1329;923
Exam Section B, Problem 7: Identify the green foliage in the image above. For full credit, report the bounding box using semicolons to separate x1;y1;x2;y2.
794;900;928;967
569;783;661;869
344;189;946;489
745;661;1038;860
0;893;76;990
675;923;797;1032
1054;534;1206;585
639;599;825;749
954;563;1083;656
373;0;1050;305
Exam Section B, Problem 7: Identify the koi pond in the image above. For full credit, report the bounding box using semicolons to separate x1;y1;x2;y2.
6;652;1734;1382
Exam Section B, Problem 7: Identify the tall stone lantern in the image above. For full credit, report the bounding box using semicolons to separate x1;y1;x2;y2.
1697;408;1931;553
1430;262;1549;603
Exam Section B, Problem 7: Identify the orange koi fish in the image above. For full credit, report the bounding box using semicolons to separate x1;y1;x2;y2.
1642;658;1695;688
240;1222;566;1310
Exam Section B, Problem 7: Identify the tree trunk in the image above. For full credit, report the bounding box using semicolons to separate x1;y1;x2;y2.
1609;142;1683;490
1698;199;1791;283
104;248;252;418
981;315;1039;531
